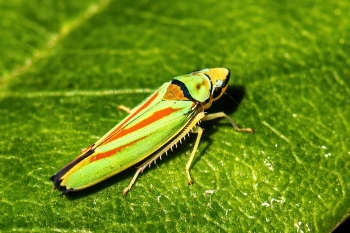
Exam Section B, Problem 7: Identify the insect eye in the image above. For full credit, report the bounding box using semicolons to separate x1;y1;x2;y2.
212;87;223;99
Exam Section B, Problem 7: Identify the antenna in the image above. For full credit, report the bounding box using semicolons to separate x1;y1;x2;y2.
224;92;240;106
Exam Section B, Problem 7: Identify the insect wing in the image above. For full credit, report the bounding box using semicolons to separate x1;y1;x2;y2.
51;82;196;192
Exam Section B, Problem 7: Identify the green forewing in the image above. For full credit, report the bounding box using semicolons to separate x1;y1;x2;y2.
64;96;196;190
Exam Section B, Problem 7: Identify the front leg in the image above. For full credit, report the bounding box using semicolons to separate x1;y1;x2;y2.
203;112;253;133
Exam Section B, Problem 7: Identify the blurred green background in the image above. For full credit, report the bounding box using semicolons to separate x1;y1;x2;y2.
0;0;349;232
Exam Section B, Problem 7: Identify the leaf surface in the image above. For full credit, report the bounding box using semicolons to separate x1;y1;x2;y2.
0;0;349;232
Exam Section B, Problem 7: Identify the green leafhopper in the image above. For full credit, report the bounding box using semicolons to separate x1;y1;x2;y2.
50;68;253;195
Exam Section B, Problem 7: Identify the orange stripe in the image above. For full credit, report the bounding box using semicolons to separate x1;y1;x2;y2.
102;91;160;143
90;136;148;162
104;107;177;144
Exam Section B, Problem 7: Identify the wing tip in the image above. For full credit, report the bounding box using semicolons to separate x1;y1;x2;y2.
49;149;96;193
50;174;74;193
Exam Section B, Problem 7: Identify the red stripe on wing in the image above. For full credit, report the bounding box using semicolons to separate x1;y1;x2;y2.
90;135;148;163
96;91;160;147
108;93;158;141
90;107;179;162
104;107;178;144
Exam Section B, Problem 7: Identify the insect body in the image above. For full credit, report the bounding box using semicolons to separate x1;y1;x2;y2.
50;68;253;195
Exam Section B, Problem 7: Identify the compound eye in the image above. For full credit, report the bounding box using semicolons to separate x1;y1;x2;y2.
212;87;223;99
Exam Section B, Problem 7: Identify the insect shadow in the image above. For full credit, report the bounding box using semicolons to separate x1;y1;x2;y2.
64;85;247;199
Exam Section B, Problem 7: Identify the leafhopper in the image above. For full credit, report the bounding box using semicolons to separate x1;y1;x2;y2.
50;68;253;195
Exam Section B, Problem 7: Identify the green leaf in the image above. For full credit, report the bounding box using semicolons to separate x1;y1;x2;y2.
1;0;349;232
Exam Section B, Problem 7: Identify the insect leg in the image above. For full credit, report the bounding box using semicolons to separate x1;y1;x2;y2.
121;112;207;195
186;125;203;185
117;105;132;114
203;112;254;133
122;168;143;195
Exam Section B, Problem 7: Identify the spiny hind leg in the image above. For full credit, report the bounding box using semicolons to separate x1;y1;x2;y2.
122;168;143;195
122;144;174;195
